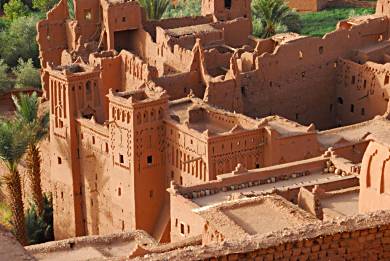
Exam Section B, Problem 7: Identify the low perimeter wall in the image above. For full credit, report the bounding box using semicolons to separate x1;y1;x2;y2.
136;210;390;261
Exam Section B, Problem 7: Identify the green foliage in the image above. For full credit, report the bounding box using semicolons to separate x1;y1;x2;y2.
0;59;13;93
164;0;201;18
0;202;12;229
12;92;49;146
0;120;30;172
32;0;58;12
25;194;54;244
0;13;40;67
12;59;41;89
300;7;374;37
251;0;302;38
138;0;170;20
67;0;74;19
3;0;30;20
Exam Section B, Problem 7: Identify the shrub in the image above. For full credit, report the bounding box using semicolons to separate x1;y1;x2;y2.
32;0;58;13
251;0;302;38
0;14;40;67
25;194;54;245
0;59;13;93
12;59;41;89
3;0;30;20
164;0;201;18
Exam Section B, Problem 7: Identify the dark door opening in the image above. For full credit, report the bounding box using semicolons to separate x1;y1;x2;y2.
224;0;232;9
114;29;137;52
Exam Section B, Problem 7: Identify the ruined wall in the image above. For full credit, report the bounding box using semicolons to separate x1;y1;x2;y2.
139;211;390;261
336;59;390;126
155;71;205;100
241;16;390;130
120;50;158;91
37;0;69;68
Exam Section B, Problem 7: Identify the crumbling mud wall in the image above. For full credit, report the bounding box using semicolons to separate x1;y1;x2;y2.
138;211;390;261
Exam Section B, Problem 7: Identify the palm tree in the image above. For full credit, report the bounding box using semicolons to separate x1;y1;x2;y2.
138;0;170;20
252;0;302;38
12;92;49;215
0;120;30;245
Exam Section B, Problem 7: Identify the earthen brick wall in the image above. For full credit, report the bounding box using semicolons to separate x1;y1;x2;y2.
140;211;390;261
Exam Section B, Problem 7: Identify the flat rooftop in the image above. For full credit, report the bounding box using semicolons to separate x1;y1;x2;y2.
318;117;390;147
196;196;319;239
192;172;356;207
321;187;360;217
165;24;220;38
168;99;313;137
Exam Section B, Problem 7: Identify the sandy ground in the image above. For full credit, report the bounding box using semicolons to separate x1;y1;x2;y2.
321;191;359;216
33;241;137;261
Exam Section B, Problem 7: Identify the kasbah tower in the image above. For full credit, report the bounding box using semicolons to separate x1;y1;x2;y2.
40;0;251;242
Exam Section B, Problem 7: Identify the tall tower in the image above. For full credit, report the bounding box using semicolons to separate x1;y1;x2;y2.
47;63;101;239
107;85;169;238
201;0;251;21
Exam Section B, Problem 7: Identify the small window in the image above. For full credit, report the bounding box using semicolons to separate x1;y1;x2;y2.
105;143;109;153
338;97;344;105
299;51;303;59
58;157;62;164
119;154;124;164
92;136;95;144
385;75;390;85
364;80;367;88
149;190;154;198
350;104;354;113
241;86;246;96
171;171;174;179
295;113;299;120
361;108;365;116
118;187;121;196
180;176;183;185
180;223;185;235
256;163;260;168
147;155;153;165
351;76;356;85
84;9;92;20
319;46;324;54
122;17;126;22
187;225;190;234
175;218;178;227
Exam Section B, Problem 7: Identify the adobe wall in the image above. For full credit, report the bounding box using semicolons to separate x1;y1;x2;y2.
176;156;328;199
264;130;321;166
359;141;390;213
138;210;390;261
165;120;210;186
336;59;390;126
241;16;390;130
288;0;328;12
76;119;113;235
170;191;205;242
